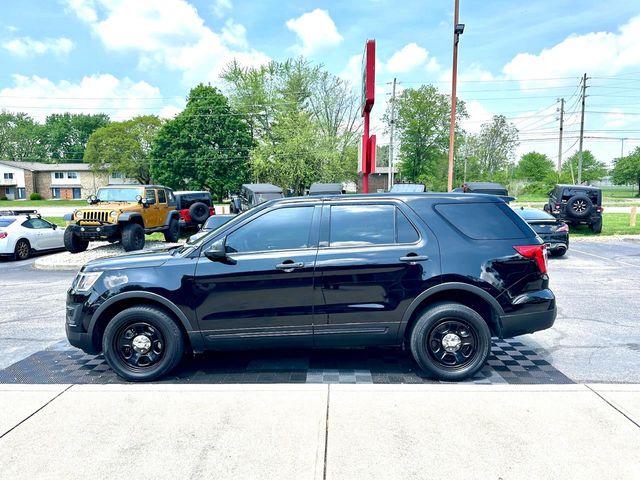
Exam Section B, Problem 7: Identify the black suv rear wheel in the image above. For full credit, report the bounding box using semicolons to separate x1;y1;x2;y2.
102;306;184;381
410;302;491;381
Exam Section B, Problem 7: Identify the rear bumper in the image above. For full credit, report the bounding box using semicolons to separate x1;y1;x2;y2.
67;223;120;240
499;288;557;338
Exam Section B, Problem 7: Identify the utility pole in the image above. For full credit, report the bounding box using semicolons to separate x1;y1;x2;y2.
557;98;564;174
388;77;397;191
578;73;587;184
447;0;464;191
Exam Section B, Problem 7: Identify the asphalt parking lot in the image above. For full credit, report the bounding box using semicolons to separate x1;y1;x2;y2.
1;237;639;384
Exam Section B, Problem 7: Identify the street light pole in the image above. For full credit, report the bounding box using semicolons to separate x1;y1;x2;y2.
447;0;463;192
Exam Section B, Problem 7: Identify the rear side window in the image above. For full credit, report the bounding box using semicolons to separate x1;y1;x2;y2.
329;204;419;247
157;189;166;203
0;219;15;227
435;203;528;240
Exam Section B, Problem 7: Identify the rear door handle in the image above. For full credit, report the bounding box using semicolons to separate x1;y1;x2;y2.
276;261;305;271
399;254;429;263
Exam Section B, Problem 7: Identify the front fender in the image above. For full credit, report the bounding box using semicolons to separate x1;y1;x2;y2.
117;212;143;222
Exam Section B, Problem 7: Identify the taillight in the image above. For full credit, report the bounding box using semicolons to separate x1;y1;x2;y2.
596;206;604;213
514;244;548;274
556;224;569;233
0;232;7;239
554;203;560;209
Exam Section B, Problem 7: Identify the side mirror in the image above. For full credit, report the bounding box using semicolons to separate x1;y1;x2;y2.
136;194;143;203
141;198;149;207
204;238;235;263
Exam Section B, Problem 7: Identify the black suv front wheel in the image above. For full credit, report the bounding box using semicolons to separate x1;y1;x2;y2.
410;302;491;381
102;306;184;382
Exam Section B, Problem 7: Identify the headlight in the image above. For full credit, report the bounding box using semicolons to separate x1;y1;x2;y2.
76;211;84;220
72;271;102;292
110;210;118;218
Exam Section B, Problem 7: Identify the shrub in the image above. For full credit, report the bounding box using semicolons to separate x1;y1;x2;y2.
29;192;42;200
0;196;7;201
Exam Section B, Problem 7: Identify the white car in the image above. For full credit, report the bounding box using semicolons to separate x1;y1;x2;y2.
0;211;65;260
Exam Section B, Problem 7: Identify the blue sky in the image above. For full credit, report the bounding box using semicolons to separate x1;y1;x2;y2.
2;0;640;166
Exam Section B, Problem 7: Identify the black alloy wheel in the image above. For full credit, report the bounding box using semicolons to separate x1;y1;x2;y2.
427;319;477;369
410;302;491;381
102;306;184;381
114;322;165;370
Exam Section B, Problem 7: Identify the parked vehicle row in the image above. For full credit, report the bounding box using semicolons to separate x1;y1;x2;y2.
66;192;557;382
0;210;65;260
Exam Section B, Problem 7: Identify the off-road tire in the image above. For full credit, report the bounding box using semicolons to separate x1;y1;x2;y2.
410;302;491;381
63;229;89;254
14;238;31;260
121;223;145;252
589;218;603;234
163;217;180;242
102;306;184;382
189;202;209;223
566;194;593;219
543;203;550;212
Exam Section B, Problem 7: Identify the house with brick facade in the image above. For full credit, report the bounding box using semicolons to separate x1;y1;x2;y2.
0;161;137;200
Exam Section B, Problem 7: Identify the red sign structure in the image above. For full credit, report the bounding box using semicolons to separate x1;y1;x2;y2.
360;39;376;193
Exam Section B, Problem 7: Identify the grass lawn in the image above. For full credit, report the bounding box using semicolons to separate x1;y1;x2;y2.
515;187;640;205
0;199;86;207
570;213;640;237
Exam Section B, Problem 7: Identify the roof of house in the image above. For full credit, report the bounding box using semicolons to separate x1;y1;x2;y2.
0;160;95;172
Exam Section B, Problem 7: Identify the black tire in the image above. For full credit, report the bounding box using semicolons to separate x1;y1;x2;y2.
410;302;491;381
589;218;603;233
13;238;31;260
121;223;145;252
543;203;550;212
229;202;237;214
102;306;184;382
63;229;89;254
189;202;209;223
566;194;593;219
550;247;567;257
163;216;180;242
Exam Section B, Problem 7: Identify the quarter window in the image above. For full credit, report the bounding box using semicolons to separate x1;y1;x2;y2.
225;207;314;253
329;204;419;247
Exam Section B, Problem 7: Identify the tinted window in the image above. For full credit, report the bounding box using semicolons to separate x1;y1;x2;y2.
204;215;233;230
0;219;16;227
435;203;528;240
157;189;166;203
22;218;52;229
226;206;314;253
145;189;156;204
329;205;419;246
514;208;554;221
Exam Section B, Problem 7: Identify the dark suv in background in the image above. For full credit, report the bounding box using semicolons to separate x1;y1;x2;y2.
545;184;603;233
66;193;556;382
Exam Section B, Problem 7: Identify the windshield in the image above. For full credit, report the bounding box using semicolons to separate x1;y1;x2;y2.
254;192;282;203
0;218;16;227
96;187;144;202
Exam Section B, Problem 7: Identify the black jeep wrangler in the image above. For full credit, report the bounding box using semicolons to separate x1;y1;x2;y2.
545;184;603;233
229;183;283;213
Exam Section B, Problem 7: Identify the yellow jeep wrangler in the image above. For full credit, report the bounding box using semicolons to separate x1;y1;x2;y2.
63;185;181;253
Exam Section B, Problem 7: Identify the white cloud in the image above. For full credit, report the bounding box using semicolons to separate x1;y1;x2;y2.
64;0;270;85
603;108;629;128
2;37;74;57
0;74;177;122
386;43;429;73
503;15;640;88
460;100;494;134
286;9;343;55
212;0;232;18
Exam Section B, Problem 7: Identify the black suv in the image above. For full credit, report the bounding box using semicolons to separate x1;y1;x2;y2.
545;184;603;233
66;193;556;382
229;183;283;213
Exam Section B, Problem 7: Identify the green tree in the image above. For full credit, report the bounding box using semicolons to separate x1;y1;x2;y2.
464;115;519;182
0;111;47;162
150;85;253;201
44;113;110;162
612;147;640;195
384;85;467;191
222;58;359;190
562;150;607;184
516;151;555;181
84;116;162;184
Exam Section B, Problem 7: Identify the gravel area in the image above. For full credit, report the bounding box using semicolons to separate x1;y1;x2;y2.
33;241;182;271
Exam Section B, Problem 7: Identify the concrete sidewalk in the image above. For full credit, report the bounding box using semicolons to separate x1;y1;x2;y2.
1;384;639;479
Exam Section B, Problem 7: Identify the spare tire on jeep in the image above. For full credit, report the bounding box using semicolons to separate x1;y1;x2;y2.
566;194;593;219
189;202;209;223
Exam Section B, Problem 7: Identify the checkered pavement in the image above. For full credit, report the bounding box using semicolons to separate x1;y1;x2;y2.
0;339;573;385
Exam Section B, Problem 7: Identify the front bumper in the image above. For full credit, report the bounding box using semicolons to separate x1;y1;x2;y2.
67;223;120;240
499;288;557;338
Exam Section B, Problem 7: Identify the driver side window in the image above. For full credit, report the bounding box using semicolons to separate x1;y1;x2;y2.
225;207;314;253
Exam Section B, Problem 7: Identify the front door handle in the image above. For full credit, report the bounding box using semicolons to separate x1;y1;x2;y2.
276;261;305;271
399;254;429;263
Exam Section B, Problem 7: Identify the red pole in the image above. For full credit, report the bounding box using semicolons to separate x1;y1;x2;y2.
447;0;460;192
363;110;370;193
